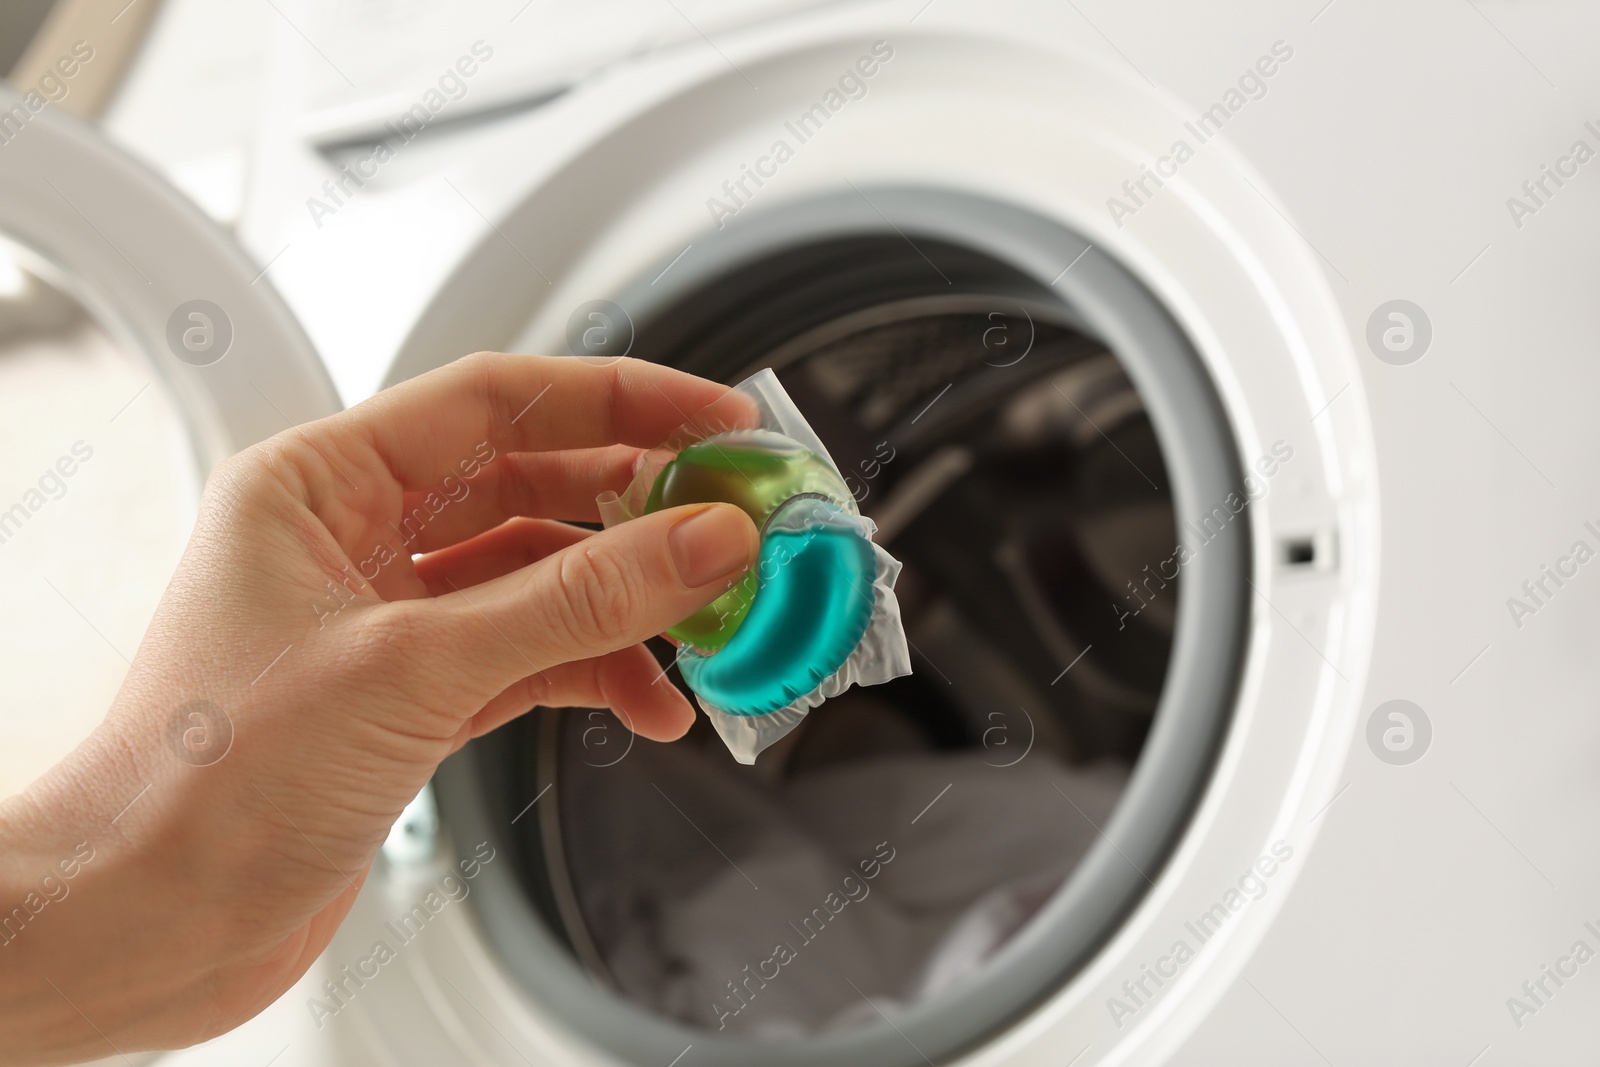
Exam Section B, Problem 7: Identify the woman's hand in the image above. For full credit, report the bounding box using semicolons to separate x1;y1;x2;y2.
0;353;760;1065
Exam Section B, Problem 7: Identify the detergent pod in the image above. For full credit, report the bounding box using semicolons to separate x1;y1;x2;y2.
597;368;911;764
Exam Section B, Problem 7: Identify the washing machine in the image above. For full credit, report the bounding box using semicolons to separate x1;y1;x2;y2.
8;0;1600;1065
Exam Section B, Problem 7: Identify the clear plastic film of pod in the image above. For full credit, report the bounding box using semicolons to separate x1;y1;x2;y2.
596;368;912;763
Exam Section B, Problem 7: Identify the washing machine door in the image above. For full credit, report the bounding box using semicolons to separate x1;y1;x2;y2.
0;92;340;794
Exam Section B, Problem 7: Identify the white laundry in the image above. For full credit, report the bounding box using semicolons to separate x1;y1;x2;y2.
561;736;1127;1035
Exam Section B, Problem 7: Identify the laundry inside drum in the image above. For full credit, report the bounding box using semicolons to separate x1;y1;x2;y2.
487;238;1184;1040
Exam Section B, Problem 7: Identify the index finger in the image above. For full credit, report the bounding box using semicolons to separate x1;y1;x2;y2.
328;353;760;491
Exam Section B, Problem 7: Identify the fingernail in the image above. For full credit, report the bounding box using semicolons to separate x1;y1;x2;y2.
669;505;757;588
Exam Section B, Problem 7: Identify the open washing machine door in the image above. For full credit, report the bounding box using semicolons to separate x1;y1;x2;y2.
0;94;340;801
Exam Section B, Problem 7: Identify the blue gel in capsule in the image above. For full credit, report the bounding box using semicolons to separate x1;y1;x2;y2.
679;504;876;718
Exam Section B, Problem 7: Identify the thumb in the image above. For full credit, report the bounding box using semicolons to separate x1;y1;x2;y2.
434;502;759;687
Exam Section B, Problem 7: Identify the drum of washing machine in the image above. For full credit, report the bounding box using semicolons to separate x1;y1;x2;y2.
490;237;1185;1038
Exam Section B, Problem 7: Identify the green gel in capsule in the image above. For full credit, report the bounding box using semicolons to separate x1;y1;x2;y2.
678;502;876;717
643;430;852;651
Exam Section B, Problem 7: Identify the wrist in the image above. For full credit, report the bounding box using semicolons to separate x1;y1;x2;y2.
0;717;217;1063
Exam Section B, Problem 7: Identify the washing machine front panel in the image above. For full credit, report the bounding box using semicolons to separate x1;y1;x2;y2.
372;17;1373;1066
195;0;1600;1062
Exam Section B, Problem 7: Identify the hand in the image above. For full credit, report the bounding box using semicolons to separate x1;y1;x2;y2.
0;353;760;1064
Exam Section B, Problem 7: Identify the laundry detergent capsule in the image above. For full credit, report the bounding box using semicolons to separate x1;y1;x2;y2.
596;367;910;763
643;429;853;652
